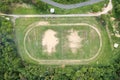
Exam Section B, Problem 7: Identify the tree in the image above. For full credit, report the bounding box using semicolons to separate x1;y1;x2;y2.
92;5;101;12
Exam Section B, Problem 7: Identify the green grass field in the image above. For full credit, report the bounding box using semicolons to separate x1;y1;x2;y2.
25;24;100;60
15;17;112;65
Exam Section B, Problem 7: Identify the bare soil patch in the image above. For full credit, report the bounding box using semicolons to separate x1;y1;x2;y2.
42;29;59;55
67;29;83;53
37;21;49;26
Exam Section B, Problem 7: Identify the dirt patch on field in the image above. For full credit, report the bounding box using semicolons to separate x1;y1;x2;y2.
38;21;49;25
42;29;59;55
67;29;83;53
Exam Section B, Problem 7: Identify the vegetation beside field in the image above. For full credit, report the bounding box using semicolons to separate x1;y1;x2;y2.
53;0;88;4
0;0;107;14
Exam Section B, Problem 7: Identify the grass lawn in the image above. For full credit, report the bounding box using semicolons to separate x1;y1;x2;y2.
15;17;112;65
12;6;39;14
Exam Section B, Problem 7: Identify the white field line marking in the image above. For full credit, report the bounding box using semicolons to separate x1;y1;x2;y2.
23;22;102;64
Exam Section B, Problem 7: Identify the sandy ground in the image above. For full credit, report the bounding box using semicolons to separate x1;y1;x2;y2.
42;29;59;55
37;21;49;26
67;29;83;53
115;34;120;37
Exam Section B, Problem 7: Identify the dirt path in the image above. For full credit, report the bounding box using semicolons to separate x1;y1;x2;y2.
41;0;103;9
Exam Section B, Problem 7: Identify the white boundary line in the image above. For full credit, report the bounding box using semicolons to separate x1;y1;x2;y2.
23;22;102;65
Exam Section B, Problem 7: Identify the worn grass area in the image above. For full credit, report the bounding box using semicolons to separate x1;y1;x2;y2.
15;17;112;65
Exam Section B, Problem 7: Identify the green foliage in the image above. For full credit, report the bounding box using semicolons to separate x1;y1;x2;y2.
117;22;120;31
33;0;49;12
0;0;21;13
0;17;23;79
91;5;101;12
53;0;87;4
113;0;120;19
0;1;11;13
112;50;120;79
0;0;48;14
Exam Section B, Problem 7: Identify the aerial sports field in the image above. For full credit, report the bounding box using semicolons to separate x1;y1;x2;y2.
14;16;112;65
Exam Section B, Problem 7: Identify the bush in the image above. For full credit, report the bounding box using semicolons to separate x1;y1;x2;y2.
53;0;88;4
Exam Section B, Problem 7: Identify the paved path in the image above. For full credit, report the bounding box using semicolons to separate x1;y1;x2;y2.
41;0;103;9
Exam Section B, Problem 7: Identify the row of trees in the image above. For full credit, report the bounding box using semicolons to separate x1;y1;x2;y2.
112;0;120;33
113;0;120;19
0;17;23;79
53;0;87;4
0;16;120;80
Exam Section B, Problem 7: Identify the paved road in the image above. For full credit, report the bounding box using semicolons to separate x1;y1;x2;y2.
41;0;103;9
